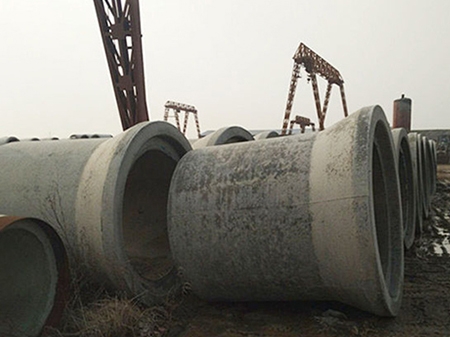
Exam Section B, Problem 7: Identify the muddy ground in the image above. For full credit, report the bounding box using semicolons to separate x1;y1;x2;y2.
51;171;450;337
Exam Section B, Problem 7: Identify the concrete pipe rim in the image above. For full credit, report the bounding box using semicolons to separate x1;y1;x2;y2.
88;121;192;304
0;216;69;337
364;106;403;316
391;128;416;249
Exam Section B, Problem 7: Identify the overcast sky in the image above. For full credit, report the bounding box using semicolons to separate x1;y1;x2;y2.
0;1;449;138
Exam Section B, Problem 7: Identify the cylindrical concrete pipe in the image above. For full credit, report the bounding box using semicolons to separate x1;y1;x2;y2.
429;139;437;196
192;126;254;149
391;128;415;249
0;216;69;337
392;95;412;131
169;105;403;317
407;133;424;233
420;135;431;218
0;121;191;304
253;130;279;140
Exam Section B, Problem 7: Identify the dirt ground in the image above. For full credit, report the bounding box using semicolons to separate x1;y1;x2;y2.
51;170;450;337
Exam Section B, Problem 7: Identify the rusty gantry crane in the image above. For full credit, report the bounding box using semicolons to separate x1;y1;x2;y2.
164;101;202;139
281;43;348;135
94;0;149;130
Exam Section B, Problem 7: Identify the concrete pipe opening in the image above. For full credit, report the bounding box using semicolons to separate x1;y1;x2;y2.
123;150;177;281
0;217;69;337
391;128;415;249
75;121;193;304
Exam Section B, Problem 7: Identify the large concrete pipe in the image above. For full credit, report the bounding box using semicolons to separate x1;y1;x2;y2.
168;105;403;317
420;135;431;218
192;126;254;149
391;128;415;249
392;95;412;131
0;216;69;337
0;121;191;305
253;130;279;140
407;133;424;233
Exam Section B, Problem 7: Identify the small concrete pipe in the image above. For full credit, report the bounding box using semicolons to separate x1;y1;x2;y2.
420;135;431;218
253;130;280;140
0;121;191;304
429;139;437;196
407;133;424;233
391;128;415;249
169;105;403;317
0;216;69;337
192;126;254;149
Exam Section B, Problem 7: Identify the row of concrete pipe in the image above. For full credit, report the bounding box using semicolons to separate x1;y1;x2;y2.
0;105;437;335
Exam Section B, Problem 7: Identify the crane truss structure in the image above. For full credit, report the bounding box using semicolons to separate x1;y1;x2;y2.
281;43;348;135
288;115;316;135
164;101;202;139
94;0;149;130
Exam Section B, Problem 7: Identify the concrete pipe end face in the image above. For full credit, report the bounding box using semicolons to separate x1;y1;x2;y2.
391;128;416;249
0;217;69;337
168;105;403;317
192;126;254;148
76;121;192;305
311;105;403;316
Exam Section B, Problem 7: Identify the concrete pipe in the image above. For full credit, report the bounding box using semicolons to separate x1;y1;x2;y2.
169;105;403;317
253;130;280;140
192;126;254;149
0;216;69;337
0;121;191;305
429;139;437;196
407;133;424;234
391;128;415;249
420;135;431;218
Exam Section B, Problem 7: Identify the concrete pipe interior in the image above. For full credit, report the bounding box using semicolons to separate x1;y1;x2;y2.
0;220;59;337
372;122;402;299
122;149;177;281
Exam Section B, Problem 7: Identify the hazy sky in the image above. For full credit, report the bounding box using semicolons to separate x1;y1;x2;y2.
1;1;449;138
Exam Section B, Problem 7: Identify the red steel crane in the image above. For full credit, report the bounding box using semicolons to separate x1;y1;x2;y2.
281;42;348;135
164;101;202;139
94;0;149;130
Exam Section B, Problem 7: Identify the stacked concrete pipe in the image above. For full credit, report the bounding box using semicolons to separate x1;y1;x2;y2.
168;105;403;316
408;133;424;233
0;121;191;305
391;128;415;249
429;139;437;196
420;135;431;218
253;130;279;140
0;216;69;337
192;126;254;148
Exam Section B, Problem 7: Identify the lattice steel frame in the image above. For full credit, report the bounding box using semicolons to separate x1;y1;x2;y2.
164;101;202;139
94;0;149;130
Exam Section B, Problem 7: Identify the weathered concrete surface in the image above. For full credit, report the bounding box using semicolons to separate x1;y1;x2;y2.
168;105;403;317
429;139;437;195
0;121;192;305
192;126;254;148
0;217;68;337
408;133;424;233
391;128;416;249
